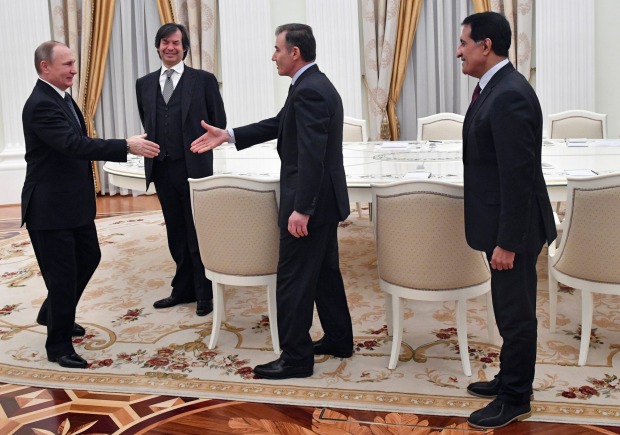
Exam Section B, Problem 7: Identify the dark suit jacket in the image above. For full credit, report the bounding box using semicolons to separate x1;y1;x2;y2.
233;65;350;229
21;80;127;230
463;63;556;253
135;66;226;188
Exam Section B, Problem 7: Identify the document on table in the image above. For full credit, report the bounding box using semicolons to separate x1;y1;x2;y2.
565;169;598;177
380;141;410;149
566;138;588;147
403;171;432;179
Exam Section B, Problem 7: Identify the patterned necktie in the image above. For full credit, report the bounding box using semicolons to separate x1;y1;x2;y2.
64;93;81;126
470;83;481;106
162;69;174;104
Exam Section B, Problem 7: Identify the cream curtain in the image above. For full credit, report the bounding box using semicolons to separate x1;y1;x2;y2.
491;0;534;81
49;0;82;98
387;0;422;140
174;0;218;73
361;0;401;141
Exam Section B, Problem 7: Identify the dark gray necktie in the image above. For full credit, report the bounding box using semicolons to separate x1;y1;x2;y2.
162;69;174;103
64;93;81;126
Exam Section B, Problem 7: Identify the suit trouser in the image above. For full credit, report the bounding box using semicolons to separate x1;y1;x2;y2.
152;157;212;302
29;223;101;358
276;222;353;365
487;245;543;405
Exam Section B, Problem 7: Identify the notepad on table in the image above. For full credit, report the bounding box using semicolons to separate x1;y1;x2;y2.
380;141;410;149
566;138;589;147
565;169;598;177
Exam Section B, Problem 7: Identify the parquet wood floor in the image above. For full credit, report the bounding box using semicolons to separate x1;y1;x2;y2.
0;194;618;434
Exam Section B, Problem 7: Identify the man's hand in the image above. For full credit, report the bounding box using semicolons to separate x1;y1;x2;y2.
127;134;159;158
288;211;310;238
490;246;515;270
190;120;230;154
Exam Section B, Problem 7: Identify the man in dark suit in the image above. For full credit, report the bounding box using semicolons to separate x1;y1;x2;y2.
136;23;226;317
457;12;557;429
190;23;353;379
22;41;159;369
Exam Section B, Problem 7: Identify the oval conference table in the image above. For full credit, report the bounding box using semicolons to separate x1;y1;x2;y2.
103;139;620;204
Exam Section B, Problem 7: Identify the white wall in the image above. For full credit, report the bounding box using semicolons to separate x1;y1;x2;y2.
595;0;620;139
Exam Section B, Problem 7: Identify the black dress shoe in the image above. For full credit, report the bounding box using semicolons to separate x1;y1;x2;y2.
253;357;313;380
467;377;534;400
153;296;195;309
196;300;213;317
467;398;531;429
312;336;353;358
37;321;86;337
48;353;88;369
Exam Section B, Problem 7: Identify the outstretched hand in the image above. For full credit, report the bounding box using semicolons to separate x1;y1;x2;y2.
127;134;159;158
190;120;230;154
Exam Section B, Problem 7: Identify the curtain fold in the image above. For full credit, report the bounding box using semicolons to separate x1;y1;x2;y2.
49;0;81;98
387;0;423;140
157;0;176;24
491;0;534;81
361;0;401;141
473;0;491;13
175;0;218;73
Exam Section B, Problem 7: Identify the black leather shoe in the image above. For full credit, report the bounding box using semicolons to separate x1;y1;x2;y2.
313;336;353;358
196;300;213;316
153;296;195;309
48;353;88;369
37;321;86;337
467;378;534;400
467;399;532;429
253;357;313;380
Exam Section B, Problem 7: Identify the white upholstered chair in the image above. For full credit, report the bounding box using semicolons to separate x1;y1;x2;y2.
548;173;620;366
416;113;465;141
189;175;281;354
548;110;607;139
343;116;369;218
343;116;368;143
372;180;494;376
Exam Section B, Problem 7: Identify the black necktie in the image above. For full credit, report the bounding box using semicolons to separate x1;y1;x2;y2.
470;83;481;106
64;93;81;126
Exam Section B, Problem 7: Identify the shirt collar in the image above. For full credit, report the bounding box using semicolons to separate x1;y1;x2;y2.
479;58;509;91
291;62;315;85
161;61;185;77
39;78;67;98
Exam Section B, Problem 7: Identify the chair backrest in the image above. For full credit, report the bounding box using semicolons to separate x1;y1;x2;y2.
552;173;620;284
343;116;368;142
189;175;280;276
548;110;607;139
417;113;465;141
372;180;490;291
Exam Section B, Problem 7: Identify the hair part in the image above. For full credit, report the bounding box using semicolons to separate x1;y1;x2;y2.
275;23;316;62
462;12;511;57
155;23;190;60
34;40;64;74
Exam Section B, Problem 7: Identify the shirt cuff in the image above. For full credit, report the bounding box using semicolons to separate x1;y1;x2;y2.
227;128;236;144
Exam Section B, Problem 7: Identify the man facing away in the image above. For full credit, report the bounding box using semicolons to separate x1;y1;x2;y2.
190;23;354;380
22;41;159;369
136;23;227;317
457;12;557;429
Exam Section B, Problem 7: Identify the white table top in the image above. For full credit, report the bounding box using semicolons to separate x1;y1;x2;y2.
104;139;620;202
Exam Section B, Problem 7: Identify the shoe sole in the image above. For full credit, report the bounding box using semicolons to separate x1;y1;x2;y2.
254;370;313;380
466;390;534;401
467;410;532;429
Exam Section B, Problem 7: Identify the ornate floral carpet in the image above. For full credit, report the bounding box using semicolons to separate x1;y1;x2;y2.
0;212;618;427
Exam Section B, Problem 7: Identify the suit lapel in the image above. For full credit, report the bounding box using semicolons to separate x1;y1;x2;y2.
278;65;319;139
181;66;195;126
146;71;160;132
37;80;83;135
463;63;514;142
